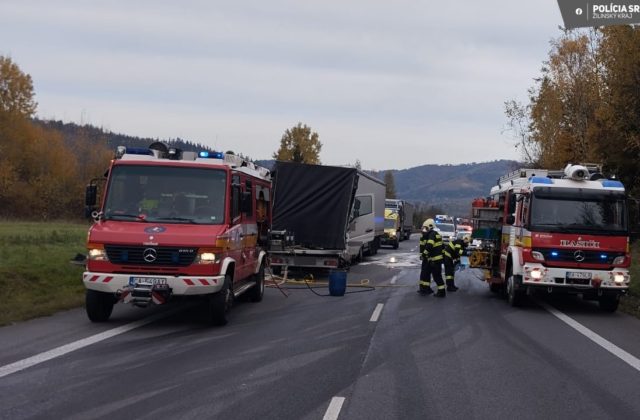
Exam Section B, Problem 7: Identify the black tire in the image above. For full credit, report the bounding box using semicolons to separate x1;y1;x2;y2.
393;239;399;249
598;295;619;312
208;275;233;326
86;289;115;322
489;283;501;294
248;264;265;302
506;274;524;307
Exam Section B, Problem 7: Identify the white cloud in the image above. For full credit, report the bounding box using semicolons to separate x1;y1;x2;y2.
0;0;562;169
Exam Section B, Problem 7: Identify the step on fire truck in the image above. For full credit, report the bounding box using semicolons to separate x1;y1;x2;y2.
83;142;272;325
468;163;632;312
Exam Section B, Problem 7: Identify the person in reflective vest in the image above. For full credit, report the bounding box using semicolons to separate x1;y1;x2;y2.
418;218;446;297
443;239;462;291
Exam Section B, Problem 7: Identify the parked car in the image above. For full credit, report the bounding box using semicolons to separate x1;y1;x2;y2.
434;222;456;242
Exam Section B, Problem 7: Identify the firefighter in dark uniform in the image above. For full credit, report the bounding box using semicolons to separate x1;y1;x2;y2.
418;218;446;297
443;239;462;291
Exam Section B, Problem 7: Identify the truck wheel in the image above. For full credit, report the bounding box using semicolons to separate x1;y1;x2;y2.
506;274;524;307
489;283;501;294
598;295;619;312
86;289;115;322
248;264;265;302
208;275;233;326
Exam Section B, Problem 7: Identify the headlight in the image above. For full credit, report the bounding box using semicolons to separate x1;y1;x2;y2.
390;231;396;237
530;269;542;280
612;256;626;265
531;251;545;262
195;249;217;264
614;274;625;284
88;246;108;261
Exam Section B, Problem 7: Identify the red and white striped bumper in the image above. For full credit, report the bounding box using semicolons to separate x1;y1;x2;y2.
83;272;226;295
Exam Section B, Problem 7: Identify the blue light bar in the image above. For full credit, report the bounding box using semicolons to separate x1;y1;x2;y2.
126;147;153;155
601;180;624;188
198;151;224;159
529;176;553;184
551;251;559;257
600;254;607;259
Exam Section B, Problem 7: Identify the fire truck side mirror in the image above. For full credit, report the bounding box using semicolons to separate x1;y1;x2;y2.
85;185;97;207
505;214;516;225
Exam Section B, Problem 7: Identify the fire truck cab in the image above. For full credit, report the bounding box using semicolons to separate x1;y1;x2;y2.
470;164;631;312
83;143;272;325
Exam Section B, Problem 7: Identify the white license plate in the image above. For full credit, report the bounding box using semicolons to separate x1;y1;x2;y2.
129;276;167;286
566;272;592;280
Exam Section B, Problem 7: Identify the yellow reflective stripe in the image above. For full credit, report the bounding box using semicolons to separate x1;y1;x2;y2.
434;241;443;247
430;255;443;261
443;250;452;257
445;275;454;280
437;285;446;290
427;239;435;244
419;281;431;286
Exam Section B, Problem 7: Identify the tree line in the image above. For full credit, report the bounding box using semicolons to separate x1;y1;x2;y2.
505;26;640;196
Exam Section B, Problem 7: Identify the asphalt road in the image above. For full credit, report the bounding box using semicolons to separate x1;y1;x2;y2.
1;235;640;419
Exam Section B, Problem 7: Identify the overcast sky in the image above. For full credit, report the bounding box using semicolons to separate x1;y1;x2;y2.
0;1;562;170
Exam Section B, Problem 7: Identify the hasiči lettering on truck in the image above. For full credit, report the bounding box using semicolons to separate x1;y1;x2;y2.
468;163;632;312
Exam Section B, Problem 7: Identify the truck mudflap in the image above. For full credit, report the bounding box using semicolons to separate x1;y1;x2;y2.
83;272;226;298
520;264;630;291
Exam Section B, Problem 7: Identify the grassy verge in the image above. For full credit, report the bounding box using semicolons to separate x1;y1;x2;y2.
620;241;640;317
0;221;90;326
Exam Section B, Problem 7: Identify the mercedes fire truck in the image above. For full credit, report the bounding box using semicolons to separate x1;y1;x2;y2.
83;143;272;325
469;164;631;312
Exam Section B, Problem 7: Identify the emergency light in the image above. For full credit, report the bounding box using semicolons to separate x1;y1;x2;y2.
198;151;225;159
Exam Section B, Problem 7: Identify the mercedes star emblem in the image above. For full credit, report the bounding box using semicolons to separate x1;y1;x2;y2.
574;250;585;262
143;248;158;263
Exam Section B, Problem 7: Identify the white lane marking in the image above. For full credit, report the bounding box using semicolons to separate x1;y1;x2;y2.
323;396;345;420
390;275;398;285
370;303;384;322
0;308;180;379
541;302;640;372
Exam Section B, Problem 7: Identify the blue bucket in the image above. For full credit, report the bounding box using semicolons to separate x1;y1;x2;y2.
329;270;347;296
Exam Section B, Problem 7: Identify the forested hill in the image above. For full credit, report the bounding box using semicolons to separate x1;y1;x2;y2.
34;119;212;153
387;160;519;216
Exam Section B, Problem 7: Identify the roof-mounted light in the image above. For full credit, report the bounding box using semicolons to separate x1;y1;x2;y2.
198;151;224;159
529;176;553;184
115;146;152;159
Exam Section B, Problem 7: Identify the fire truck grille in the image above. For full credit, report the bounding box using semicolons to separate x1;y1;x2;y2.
105;245;198;266
534;248;625;265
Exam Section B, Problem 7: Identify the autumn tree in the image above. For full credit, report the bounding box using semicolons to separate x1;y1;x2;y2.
384;171;396;199
0;56;37;117
273;122;322;164
593;25;640;195
506;30;601;168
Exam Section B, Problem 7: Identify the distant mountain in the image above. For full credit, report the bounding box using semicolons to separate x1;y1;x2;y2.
40;119;518;217
382;160;520;216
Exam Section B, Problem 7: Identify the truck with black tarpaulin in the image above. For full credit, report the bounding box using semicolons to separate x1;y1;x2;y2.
268;161;384;270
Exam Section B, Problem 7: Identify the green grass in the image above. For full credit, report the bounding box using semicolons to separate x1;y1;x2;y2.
0;221;90;325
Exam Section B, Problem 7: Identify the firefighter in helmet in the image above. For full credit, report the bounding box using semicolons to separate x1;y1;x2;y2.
418;218;446;297
443;236;464;291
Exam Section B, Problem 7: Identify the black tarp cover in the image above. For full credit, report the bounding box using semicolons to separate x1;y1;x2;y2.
272;161;358;250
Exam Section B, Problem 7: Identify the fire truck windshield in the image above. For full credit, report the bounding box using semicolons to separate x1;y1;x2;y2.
103;165;227;224
530;187;627;234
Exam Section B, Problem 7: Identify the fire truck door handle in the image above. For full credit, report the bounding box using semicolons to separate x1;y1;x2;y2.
365;228;373;233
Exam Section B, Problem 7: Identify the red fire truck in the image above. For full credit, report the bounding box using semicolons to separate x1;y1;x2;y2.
83;143;272;325
469;164;631;312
